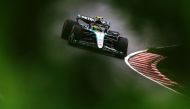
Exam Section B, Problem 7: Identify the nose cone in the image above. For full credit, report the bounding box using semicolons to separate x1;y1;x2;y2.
94;31;105;48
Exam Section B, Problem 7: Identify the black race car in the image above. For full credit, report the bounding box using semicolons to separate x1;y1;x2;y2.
61;15;128;58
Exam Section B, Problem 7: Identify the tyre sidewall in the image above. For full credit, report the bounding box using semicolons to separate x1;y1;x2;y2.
116;37;128;58
61;19;76;40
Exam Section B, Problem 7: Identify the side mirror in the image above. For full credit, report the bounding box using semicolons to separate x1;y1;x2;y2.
107;21;111;26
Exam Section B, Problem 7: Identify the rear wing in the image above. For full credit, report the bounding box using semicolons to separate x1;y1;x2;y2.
76;14;110;29
76;15;95;24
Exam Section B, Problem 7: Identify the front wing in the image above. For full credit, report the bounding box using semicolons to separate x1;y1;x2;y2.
74;39;125;56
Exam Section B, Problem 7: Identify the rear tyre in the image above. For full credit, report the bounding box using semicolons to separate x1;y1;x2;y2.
61;19;76;40
116;37;128;58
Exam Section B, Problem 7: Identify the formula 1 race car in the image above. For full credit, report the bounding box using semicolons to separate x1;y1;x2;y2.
61;15;128;58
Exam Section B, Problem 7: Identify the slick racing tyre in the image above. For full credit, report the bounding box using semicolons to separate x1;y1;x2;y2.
116;37;128;58
68;24;82;45
61;19;76;40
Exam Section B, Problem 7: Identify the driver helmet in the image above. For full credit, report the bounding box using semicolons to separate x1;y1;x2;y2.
95;16;103;22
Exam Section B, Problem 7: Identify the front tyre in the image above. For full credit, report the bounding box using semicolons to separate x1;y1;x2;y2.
68;25;83;45
61;19;76;40
116;37;128;58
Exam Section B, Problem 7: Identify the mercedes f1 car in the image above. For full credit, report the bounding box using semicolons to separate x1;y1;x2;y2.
61;15;128;58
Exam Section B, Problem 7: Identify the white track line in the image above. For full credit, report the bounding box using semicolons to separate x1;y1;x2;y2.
125;50;183;95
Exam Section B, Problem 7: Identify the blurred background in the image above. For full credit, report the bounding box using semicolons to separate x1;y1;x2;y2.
0;0;190;109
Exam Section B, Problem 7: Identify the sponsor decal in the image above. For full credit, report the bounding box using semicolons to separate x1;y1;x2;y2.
81;16;95;22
